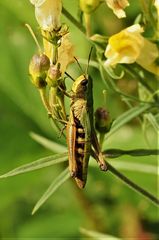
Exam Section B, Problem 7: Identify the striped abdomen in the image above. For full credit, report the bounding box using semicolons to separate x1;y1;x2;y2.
67;112;91;188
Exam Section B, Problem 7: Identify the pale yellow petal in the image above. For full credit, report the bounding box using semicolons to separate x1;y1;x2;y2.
31;0;62;31
136;39;159;76
30;0;46;7
105;0;129;18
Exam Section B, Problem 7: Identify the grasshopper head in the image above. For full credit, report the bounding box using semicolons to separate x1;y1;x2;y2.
72;74;89;97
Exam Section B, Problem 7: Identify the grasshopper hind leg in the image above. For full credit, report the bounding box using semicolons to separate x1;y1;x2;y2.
90;148;107;171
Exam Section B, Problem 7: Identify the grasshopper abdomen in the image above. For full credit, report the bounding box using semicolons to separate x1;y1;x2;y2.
67;111;91;188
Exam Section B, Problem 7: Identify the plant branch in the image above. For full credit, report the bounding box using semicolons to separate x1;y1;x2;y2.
106;161;159;206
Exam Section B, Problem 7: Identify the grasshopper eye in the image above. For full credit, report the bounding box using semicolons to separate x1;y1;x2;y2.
81;79;88;86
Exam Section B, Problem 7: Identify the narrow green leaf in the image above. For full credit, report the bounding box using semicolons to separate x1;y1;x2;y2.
145;113;159;131
80;228;121;240
0;153;68;178
103;148;159;158
32;168;70;214
106;104;150;139
30;132;67;153
111;161;157;175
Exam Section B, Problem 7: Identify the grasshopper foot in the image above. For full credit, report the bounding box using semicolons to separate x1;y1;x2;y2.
99;162;108;171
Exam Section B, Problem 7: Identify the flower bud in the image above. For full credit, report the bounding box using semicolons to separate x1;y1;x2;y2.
46;64;61;87
79;0;100;14
90;34;108;44
29;53;50;88
95;107;112;133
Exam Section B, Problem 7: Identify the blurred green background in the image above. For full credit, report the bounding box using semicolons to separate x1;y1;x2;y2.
0;1;158;239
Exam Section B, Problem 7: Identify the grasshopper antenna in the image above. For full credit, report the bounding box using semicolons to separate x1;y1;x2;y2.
86;46;93;77
74;56;84;74
25;23;42;54
65;71;75;81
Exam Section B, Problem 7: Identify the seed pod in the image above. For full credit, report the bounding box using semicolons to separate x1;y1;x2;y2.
29;53;50;88
79;0;100;14
95;107;112;133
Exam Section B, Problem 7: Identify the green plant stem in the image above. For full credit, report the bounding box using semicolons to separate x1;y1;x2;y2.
84;13;91;37
39;88;52;115
99;133;105;149
62;7;86;35
106;161;159;206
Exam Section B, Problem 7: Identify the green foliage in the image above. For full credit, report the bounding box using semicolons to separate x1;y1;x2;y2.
0;0;158;239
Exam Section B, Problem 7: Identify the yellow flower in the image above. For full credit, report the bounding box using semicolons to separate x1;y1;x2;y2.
105;24;144;66
136;39;159;76
105;0;129;18
104;24;159;76
155;0;159;14
30;0;62;31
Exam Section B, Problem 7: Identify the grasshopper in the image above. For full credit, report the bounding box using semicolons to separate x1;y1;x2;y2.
66;65;107;188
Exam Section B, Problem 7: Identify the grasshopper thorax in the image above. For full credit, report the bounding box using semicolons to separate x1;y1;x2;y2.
72;74;88;98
